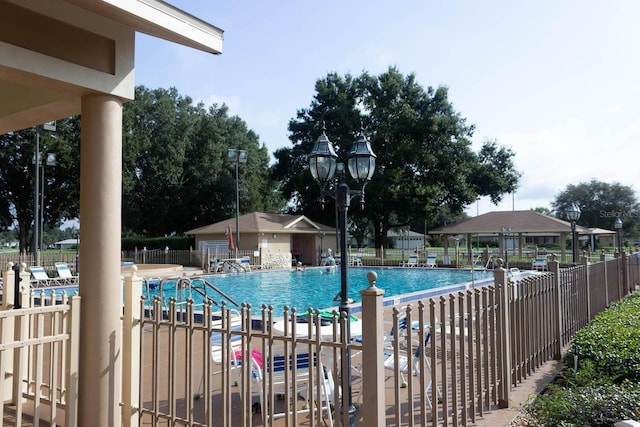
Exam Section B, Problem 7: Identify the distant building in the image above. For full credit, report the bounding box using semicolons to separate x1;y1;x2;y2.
54;238;79;250
186;212;336;267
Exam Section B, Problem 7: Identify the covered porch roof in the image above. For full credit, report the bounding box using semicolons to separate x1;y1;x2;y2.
0;0;223;134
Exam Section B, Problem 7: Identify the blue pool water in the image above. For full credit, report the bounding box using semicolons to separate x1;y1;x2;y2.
148;267;494;313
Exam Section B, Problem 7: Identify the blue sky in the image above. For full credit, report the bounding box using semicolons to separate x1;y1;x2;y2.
135;1;640;217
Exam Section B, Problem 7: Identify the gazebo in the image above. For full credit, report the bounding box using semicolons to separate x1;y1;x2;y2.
428;210;601;263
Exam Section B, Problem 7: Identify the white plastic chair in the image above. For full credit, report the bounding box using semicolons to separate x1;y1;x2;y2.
424;255;437;268
195;309;244;397
252;350;334;426
54;262;78;284
402;254;419;267
532;256;548;271
30;266;63;287
383;326;440;408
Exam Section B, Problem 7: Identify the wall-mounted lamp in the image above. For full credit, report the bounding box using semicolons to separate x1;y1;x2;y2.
272;233;277;239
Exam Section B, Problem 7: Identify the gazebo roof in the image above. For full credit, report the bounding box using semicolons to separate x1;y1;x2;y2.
429;210;595;235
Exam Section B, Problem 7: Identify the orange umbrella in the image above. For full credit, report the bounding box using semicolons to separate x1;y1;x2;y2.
227;225;235;251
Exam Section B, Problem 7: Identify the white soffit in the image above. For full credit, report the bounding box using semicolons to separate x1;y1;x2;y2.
66;0;224;54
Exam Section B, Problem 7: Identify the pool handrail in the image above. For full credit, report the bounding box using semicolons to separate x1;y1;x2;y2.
157;277;240;309
201;278;240;307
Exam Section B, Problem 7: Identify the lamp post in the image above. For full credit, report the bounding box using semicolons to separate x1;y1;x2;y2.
318;231;325;265
501;227;511;269
453;236;461;268
74;229;80;275
226;148;247;250
39;152;57;251
566;204;581;264
614;217;623;257
32;129;41;263
308;123;376;427
32;122;56;264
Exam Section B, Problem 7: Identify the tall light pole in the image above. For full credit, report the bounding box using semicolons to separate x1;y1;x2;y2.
566;204;581;264
32;121;56;264
400;228;407;263
614;217;623;257
39;152;57;251
501;226;511;269
308;122;376;427
74;228;80;275
226;148;247;250
33;129;40;262
318;231;325;265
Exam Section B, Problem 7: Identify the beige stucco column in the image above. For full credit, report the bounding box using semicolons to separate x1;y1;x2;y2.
78;94;123;427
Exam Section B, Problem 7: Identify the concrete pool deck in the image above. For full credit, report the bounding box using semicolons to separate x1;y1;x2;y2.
122;263;204;278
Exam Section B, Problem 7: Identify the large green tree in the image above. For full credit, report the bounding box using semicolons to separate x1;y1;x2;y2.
122;86;283;236
551;179;640;234
272;67;520;247
0;118;80;252
1;86;284;250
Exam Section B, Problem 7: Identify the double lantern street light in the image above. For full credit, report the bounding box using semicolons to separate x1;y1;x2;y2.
566;204;581;264
308;123;376;427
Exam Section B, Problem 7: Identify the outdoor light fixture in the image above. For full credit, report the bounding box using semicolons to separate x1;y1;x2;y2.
566;204;581;264
226;148;247;250
308;122;376;427
615;217;623;257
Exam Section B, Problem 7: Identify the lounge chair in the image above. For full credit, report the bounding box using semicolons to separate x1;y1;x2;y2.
30;266;63;287
349;254;363;266
238;256;252;272
252;350;334;426
424;254;437;268
54;262;78;284
195;309;244;397
532;256;548;271
382;316;440;408
401;254;418;267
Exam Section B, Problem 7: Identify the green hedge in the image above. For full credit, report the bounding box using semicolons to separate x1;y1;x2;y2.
566;293;640;383
522;293;640;426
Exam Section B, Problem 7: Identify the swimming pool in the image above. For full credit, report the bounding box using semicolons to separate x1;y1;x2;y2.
148;267;495;314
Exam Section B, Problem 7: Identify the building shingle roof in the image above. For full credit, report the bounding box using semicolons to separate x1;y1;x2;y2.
185;212;336;235
429;210;592;235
